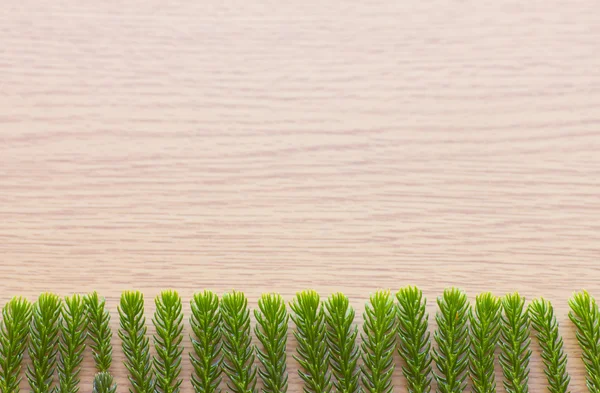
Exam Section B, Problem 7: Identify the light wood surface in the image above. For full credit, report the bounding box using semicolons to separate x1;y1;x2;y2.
1;0;599;391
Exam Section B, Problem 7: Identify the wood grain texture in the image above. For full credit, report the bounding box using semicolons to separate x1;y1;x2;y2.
1;0;599;391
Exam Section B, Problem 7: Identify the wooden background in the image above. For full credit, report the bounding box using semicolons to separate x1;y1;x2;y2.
1;0;599;391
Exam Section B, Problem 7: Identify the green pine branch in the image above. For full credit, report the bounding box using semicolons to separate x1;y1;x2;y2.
433;288;469;393
395;286;432;393
153;290;184;393
468;292;501;393
118;290;154;393
325;292;361;393
93;372;117;393
27;292;62;393
58;294;88;393
0;296;32;393
499;293;531;393
221;290;257;393
190;290;223;393
255;293;289;393
3;288;595;393
568;290;600;393
361;290;395;393
85;292;113;372
290;290;332;393
530;298;570;393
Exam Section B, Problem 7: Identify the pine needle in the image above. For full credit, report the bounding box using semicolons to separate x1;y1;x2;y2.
255;293;289;393
433;288;469;393
93;372;117;393
85;292;113;372
190;290;223;393
395;286;432;393
325;292;361;393
499;292;531;393
27;292;62;393
529;298;570;393
118;290;155;393
568;290;600;393
0;296;32;393
153;290;184;393
361;290;395;393
468;292;501;393
290;290;332;393
58;294;88;393
221;290;257;393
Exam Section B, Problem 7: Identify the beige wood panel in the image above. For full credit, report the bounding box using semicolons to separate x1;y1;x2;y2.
1;0;599;391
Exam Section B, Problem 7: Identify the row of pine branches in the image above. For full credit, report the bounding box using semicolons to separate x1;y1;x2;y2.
0;289;599;393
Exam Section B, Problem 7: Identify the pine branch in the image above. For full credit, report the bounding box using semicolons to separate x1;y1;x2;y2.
221;290;257;393
85;292;113;372
93;372;117;393
290;290;332;393
58;294;88;393
325;292;361;393
153;290;184;393
499;293;531;393
0;296;32;393
118;291;154;393
468;292;501;393
530;298;570;393
190;290;223;393
361;290;395;393
433;288;469;393
568;290;600;393
255;293;289;393
27;293;62;393
395;286;432;393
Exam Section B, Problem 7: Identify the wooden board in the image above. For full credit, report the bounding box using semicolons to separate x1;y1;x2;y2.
1;0;599;391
